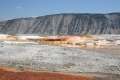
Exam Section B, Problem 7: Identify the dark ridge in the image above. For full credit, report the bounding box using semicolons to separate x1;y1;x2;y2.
0;13;120;35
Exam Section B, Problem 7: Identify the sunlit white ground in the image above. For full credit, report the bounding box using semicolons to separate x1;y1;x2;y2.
0;43;120;75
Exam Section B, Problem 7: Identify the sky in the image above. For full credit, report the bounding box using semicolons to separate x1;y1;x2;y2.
0;0;120;20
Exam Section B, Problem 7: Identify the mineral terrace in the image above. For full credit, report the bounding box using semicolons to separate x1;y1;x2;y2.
0;34;120;80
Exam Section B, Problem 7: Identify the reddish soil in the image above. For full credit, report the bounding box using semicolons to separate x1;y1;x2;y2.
0;68;93;80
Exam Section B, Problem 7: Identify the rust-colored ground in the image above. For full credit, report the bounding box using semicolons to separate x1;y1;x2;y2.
0;68;93;80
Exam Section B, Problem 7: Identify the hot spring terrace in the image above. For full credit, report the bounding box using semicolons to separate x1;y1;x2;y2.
0;34;120;48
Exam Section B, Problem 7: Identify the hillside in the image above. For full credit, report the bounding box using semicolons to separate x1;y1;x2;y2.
0;13;120;35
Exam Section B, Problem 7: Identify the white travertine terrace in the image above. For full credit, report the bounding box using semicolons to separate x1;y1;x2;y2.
0;34;120;75
0;34;120;48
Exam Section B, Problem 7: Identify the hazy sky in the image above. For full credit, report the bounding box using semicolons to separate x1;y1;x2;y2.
0;0;120;20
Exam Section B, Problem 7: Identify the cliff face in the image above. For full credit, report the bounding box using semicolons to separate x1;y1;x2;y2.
0;13;120;35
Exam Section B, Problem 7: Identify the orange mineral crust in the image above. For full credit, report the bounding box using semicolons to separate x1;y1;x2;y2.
0;68;93;80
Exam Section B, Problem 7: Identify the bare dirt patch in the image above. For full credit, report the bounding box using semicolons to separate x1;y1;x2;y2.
0;68;93;80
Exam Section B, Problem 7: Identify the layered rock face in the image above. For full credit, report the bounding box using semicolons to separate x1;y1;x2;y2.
0;13;120;35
